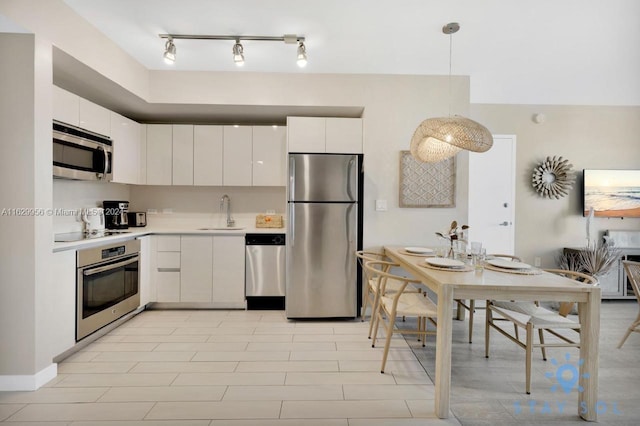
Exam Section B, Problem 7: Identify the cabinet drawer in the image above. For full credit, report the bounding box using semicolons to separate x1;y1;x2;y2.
156;271;180;302
157;252;180;269
157;236;181;251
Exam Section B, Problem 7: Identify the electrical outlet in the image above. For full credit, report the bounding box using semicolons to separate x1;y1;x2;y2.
375;199;388;212
534;257;541;267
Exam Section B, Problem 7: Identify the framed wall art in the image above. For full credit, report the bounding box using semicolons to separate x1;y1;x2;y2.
399;150;456;208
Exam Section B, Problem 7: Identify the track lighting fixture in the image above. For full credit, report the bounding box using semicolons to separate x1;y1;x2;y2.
232;40;244;66
163;37;176;64
296;42;307;67
159;33;307;67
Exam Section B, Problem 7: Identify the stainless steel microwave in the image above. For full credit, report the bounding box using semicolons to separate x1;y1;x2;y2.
53;121;113;181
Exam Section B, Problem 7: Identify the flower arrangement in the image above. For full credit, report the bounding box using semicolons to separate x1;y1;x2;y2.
436;220;469;258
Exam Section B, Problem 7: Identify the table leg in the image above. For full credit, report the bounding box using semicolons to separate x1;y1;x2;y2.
435;285;453;419
578;288;600;421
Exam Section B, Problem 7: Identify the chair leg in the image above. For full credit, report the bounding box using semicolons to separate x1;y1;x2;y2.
485;304;491;358
380;315;396;373
468;299;475;344
514;324;519;341
371;310;382;348
617;327;634;349
368;293;380;339
526;323;533;395
538;328;547;361
422;317;427;347
361;288;369;321
618;313;640;349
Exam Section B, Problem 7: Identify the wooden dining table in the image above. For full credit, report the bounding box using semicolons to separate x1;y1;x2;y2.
384;246;601;421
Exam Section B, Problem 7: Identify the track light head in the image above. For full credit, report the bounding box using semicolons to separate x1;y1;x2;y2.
163;38;176;64
296;42;307;67
232;40;244;66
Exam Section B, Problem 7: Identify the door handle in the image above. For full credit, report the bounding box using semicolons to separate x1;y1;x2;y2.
499;221;511;226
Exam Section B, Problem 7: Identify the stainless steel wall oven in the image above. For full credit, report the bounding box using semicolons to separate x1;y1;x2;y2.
76;239;140;340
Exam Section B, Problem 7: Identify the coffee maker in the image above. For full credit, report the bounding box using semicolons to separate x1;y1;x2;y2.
103;200;129;229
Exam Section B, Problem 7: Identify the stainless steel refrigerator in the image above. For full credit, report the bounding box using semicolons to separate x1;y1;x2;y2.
286;153;362;319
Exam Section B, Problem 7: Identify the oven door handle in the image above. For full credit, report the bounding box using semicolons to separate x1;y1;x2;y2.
83;255;139;276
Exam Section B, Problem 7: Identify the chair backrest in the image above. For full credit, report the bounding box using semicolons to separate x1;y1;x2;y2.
622;260;640;306
356;250;389;284
543;269;599;317
488;254;523;262
363;260;418;296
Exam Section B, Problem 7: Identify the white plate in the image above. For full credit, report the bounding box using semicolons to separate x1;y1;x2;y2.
487;258;532;270
404;246;434;254
425;257;465;268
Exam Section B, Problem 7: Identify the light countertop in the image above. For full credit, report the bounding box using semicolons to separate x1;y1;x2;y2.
53;225;285;252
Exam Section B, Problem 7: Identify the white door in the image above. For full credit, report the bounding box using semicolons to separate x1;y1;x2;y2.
468;135;516;255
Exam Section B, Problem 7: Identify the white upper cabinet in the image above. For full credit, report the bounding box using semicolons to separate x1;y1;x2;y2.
194;125;223;186
79;97;111;137
287;116;363;154
252;126;286;186
52;86;80;126
172;125;194;185
326;118;363;153
223;126;253;186
287;117;326;152
139;124;147;185
110;112;141;184
146;124;173;185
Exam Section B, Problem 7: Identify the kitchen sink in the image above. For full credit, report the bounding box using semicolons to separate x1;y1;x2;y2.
197;227;245;231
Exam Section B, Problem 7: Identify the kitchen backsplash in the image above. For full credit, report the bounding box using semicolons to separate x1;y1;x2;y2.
52;182;285;234
129;185;286;215
53;180;131;234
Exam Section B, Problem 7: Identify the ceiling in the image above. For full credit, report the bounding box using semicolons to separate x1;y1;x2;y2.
60;0;640;106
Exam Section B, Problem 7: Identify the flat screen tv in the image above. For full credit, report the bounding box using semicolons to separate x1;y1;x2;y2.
583;169;640;217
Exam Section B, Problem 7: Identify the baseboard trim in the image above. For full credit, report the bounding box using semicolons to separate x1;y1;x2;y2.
0;363;57;391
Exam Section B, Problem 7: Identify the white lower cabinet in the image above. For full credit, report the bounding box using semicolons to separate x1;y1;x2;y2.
181;236;214;302
48;250;77;359
155;236;181;302
153;234;245;307
212;236;245;305
138;236;153;306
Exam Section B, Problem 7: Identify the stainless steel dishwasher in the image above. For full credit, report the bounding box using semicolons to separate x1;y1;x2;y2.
245;233;286;310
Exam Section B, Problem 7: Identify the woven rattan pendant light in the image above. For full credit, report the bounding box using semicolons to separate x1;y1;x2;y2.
410;22;493;163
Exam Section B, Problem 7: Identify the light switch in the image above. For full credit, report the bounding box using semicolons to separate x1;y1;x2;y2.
375;199;388;211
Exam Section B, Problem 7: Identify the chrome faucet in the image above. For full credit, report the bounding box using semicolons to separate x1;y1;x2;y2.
220;194;235;227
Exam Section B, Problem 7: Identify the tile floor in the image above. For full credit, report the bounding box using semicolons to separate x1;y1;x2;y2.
0;301;638;425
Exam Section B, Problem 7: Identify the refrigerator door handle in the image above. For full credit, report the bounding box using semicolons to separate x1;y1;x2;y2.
288;203;295;247
346;157;355;201
289;155;296;201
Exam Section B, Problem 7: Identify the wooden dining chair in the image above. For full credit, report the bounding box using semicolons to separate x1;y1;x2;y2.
485;268;597;394
456;254;523;344
618;260;640;348
356;250;422;339
365;260;437;373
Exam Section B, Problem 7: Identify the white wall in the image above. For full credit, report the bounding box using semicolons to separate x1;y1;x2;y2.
0;33;54;385
471;104;640;266
0;0;148;99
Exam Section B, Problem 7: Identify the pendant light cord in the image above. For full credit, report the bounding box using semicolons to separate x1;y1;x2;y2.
448;32;453;118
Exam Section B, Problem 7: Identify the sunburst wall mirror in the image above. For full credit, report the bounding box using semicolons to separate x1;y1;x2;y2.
531;156;575;199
